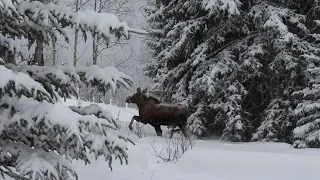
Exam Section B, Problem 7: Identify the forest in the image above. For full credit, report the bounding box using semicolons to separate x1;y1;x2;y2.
1;0;320;179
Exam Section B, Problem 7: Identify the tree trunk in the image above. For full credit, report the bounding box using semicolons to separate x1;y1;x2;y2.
52;36;57;66
7;52;16;65
92;0;98;65
92;33;97;65
35;39;44;66
74;29;78;67
73;0;79;67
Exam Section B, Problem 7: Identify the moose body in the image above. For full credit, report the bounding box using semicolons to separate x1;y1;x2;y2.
126;87;189;138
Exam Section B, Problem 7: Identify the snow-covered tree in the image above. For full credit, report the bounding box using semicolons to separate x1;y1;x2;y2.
0;0;145;179
0;0;145;65
292;54;320;148
144;0;320;146
63;0;135;67
0;64;134;179
252;99;295;143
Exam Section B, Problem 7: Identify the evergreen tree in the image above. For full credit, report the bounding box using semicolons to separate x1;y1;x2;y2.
0;0;144;179
252;99;294;143
144;0;320;147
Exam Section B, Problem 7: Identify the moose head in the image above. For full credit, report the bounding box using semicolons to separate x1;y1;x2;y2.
125;87;148;104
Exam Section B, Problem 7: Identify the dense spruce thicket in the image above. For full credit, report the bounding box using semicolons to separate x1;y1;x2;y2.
144;0;320;148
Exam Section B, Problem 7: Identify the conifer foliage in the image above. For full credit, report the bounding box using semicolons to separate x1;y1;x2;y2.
0;0;142;179
144;0;320;147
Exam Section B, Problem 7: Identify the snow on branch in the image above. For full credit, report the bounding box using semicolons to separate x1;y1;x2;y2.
77;65;133;95
160;20;204;62
202;0;241;15
5;64;80;101
0;141;76;180
0;34;22;55
292;84;320;148
0;0;18;16
0;0;147;55
69;104;117;130
0;63;134;178
0;96;132;179
0;65;52;102
293;115;320;148
252;99;293;142
5;64;133;101
16;1;147;41
250;4;307;43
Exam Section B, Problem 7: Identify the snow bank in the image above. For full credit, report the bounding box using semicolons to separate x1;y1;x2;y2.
75;137;320;180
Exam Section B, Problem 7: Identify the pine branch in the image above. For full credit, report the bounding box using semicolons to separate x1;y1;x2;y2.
0;167;30;180
206;31;259;60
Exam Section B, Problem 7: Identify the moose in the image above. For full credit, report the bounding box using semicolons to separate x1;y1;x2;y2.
125;87;190;138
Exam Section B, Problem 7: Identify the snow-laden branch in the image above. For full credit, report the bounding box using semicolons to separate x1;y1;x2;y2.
4;64;133;101
69;104;117;130
0;0;148;55
0;0;18;16
0;96;133;179
0;63;134;179
0;34;22;55
0;141;76;180
0;65;52;102
127;27;149;35
77;65;133;95
16;1;148;39
202;0;241;15
250;4;307;43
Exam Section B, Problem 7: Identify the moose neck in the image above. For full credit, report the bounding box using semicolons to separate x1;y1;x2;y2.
135;100;147;110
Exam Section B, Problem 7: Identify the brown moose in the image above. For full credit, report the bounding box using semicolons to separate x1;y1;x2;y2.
125;87;190;138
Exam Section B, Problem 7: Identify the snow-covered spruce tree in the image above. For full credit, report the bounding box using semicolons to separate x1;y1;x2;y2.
254;1;320;147
0;64;134;180
144;0;320;144
0;0;146;179
252;99;294;143
291;25;320;147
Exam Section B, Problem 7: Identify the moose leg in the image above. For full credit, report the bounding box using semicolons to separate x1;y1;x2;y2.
154;125;162;136
169;129;181;138
179;125;191;140
128;115;140;131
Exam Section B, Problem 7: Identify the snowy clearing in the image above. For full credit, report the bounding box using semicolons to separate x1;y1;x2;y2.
62;99;320;180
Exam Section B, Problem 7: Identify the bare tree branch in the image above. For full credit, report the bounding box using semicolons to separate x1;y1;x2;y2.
76;45;87;61
115;45;134;68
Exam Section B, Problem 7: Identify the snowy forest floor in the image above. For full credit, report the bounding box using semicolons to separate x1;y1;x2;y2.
65;99;320;180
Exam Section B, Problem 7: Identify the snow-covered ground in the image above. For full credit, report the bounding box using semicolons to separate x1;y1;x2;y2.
70;99;320;179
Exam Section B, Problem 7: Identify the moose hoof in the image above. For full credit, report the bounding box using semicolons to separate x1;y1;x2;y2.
156;131;162;136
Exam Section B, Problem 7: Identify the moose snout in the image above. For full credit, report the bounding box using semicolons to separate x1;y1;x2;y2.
125;97;131;103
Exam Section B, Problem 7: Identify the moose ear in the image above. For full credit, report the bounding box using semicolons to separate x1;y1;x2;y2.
142;88;147;93
137;87;141;92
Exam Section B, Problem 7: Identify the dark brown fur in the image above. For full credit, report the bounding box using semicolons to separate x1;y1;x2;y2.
126;87;189;138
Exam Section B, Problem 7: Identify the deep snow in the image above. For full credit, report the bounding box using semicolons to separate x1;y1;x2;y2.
65;99;320;180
